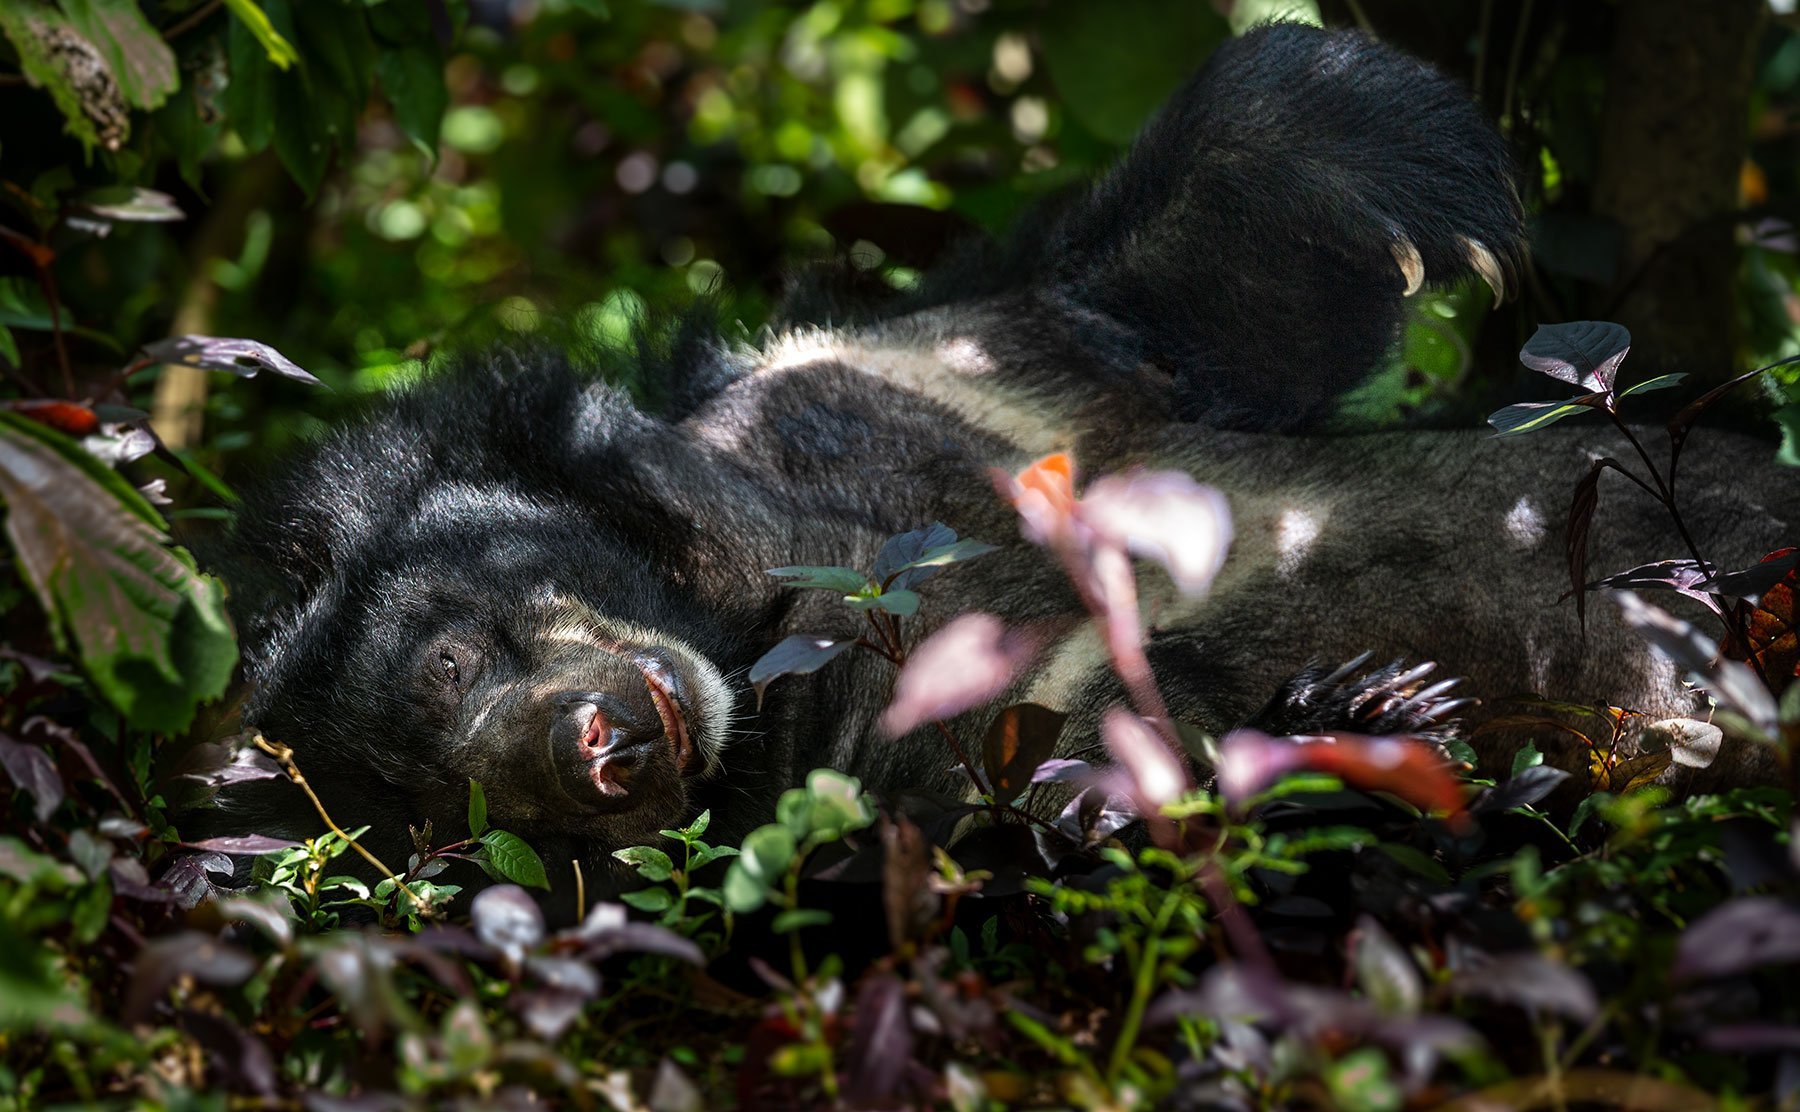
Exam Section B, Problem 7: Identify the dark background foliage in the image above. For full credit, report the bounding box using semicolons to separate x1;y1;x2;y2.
4;1;1800;1108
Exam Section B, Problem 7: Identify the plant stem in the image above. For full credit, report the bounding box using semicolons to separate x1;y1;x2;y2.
1107;892;1178;1082
252;734;423;911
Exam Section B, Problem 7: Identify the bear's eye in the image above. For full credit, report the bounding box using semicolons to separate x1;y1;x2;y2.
438;652;460;685
425;641;482;703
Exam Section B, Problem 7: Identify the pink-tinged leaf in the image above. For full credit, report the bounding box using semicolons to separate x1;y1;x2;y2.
1102;708;1190;809
1615;592;1780;740
1077;470;1233;594
138;335;321;387
180;834;301;856
1218;729;1466;824
0;730;63;822
1519;321;1631;393
880;613;1035;736
1085;542;1146;663
1030;757;1096;785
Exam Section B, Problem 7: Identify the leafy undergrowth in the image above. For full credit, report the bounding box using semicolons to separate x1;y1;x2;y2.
3;322;1800;1109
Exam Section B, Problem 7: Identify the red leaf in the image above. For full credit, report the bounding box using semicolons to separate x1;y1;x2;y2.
1218;729;1467;826
7;400;99;437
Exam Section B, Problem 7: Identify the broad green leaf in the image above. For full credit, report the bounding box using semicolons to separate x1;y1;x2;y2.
377;43;447;158
844;588;919;616
224;3;280;151
721;859;768;913
683;809;711;839
478;830;549;889
739;823;796;882
0;3;110;150
0;326;17;368
0;412;235;733
467;778;487;837
1041;0;1229;145
767;565;869;593
612;845;674;883
619;887;673;913
1510;743;1544;779
223;0;298;68
771;908;832;934
58;0;178;110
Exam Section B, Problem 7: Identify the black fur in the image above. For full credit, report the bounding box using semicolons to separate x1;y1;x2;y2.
211;26;1790;900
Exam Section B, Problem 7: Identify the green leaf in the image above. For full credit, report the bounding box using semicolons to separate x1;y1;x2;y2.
0;3;112;150
58;0;178;110
377;42;447;158
689;843;739;869
771;908;832;934
478;829;549;889
721;860;767;913
767;565;869;593
1486;399;1594;437
1775;402;1800;468
224;2;280;151
1373;842;1452;886
222;0;299;68
612;845;674;883
683;808;711;839
739;824;796;881
0;326;17;368
844;588;919;616
620;887;673;913
1041;0;1230;145
467;778;487;837
803;768;871;841
1510;742;1544;779
1619;373;1688;398
0;412;236;733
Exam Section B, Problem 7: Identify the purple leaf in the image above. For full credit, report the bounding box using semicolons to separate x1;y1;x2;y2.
1029;757;1096;785
880;613;1036;737
566;901;705;965
181;834;302;856
1615;593;1779;740
471;885;545;966
159;851;234;910
1450;953;1598;1021
1519;320;1632;393
981;703;1066;806
515;988;587;1041
127;932;258;1021
1351;916;1423;1016
182;743;284;788
845;973;913;1104
748;634;854;706
872;521;955;583
649;1059;704;1112
179;1009;277;1096
1472;765;1571;815
214;894;297;947
1706;549;1800;604
1587;558;1716;606
1674;897;1800;980
1746;218;1799;253
0;730;63;822
1077;470;1233;594
1486;398;1597;438
139;335;321;387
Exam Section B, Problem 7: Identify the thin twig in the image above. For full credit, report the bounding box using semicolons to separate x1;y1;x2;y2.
573;858;586;922
252;734;423;910
162;0;224;40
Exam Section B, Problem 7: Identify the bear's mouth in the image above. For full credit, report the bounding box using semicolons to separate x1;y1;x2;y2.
635;651;695;775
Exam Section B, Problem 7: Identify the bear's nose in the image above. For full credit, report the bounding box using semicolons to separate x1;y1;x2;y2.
556;691;661;754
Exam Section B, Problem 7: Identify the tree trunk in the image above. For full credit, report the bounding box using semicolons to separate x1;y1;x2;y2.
1591;0;1764;385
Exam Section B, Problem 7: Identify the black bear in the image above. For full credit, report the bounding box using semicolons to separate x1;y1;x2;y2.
217;25;1795;892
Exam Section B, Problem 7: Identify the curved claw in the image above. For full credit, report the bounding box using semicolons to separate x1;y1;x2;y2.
1463;237;1508;307
1391;238;1425;297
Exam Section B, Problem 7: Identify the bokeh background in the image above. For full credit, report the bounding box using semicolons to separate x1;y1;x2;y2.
3;0;1800;500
